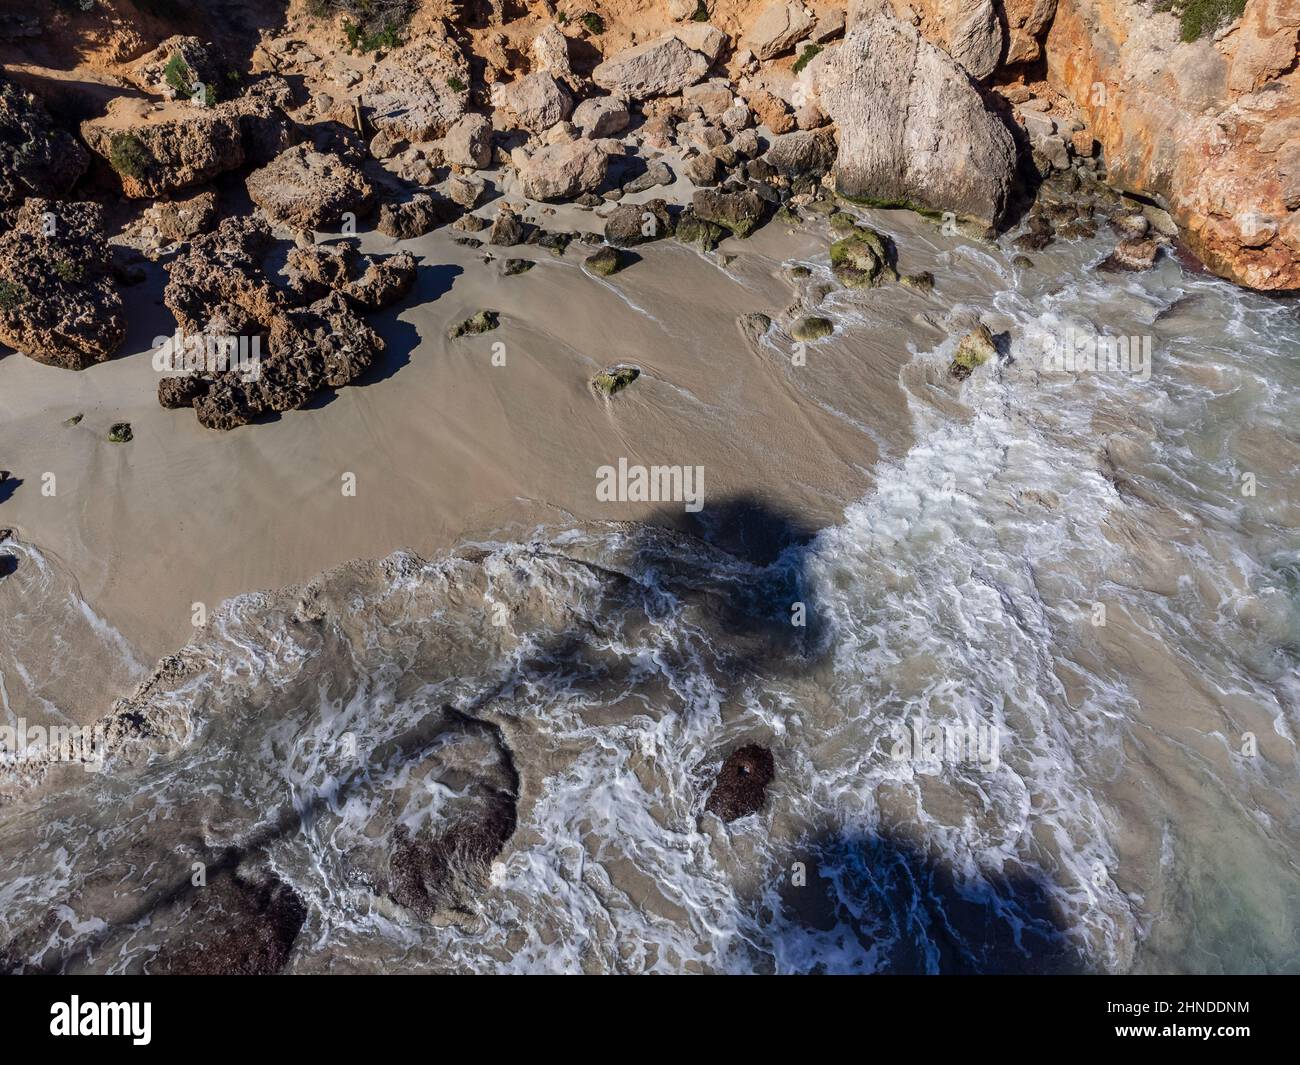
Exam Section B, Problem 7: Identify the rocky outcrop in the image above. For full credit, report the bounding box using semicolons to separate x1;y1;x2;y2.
1044;0;1300;290
162;214;286;336
0;76;89;205
246;145;376;231
362;38;470;142
817;14;1016;233
592;35;712;100
0;199;125;369
520;140;609;201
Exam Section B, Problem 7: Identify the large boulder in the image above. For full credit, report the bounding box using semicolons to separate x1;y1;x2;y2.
817;15;1016;233
592;35;712;100
604;199;675;246
0;199;125;369
519;139;609;201
0;76;89;205
764;127;838;179
692;187;767;237
81;100;245;199
246;145;376;231
880;0;1003;80
498;72;572;134
746;2;816;60
443;112;493;169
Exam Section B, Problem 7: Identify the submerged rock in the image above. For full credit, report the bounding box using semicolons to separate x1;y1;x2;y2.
949;323;997;380
592;365;640;395
705;744;775;822
1100;238;1160;273
791;316;834;341
829;224;896;287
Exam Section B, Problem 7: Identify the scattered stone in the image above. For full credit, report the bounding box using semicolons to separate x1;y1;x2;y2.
949;323;997;380
705;744;774;822
449;310;499;338
684;151;721;187
107;422;133;443
692;187;766;237
378;193;458;239
584;245;626;276
572;96;631;138
604;199;674;246
488;208;526;246
1100;238;1160;272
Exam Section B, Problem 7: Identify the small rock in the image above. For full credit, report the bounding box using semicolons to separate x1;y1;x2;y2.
705;744;774;822
448;310;499;338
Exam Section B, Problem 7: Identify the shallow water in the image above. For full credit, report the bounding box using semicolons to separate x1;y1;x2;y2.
1;209;1297;973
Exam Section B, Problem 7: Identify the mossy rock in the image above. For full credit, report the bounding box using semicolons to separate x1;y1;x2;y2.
448;310;499;339
900;271;934;293
788;264;811;280
791;316;834;342
828;212;859;233
585;246;625;276
949;324;997;381
775;206;800;225
501;258;534;276
592;365;639;396
107;422;133;443
675;211;726;252
830;225;896;288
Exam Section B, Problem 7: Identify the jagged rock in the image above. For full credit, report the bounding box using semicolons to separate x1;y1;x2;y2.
146;188;219;242
520;139;609;201
684;151;721;187
592;35;711;100
0;199;125;369
705;745;775;822
764;127;837;179
532;23;578;90
363;39;470;142
443;112;493;169
746;2;816;60
163;214;286;335
247;145;376;231
0;76;89;205
378;193;459;239
448;309;499;339
818;14;1015;233
446;174;484;209
488;208;526;246
285;242;417;310
187;291;385;430
604;198;674;246
573;96;631;138
499;72;573;134
692;187;766;237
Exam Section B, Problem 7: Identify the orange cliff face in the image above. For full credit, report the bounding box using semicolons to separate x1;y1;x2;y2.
1045;0;1300;291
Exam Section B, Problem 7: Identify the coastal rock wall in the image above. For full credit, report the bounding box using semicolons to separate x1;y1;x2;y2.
1043;0;1300;290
